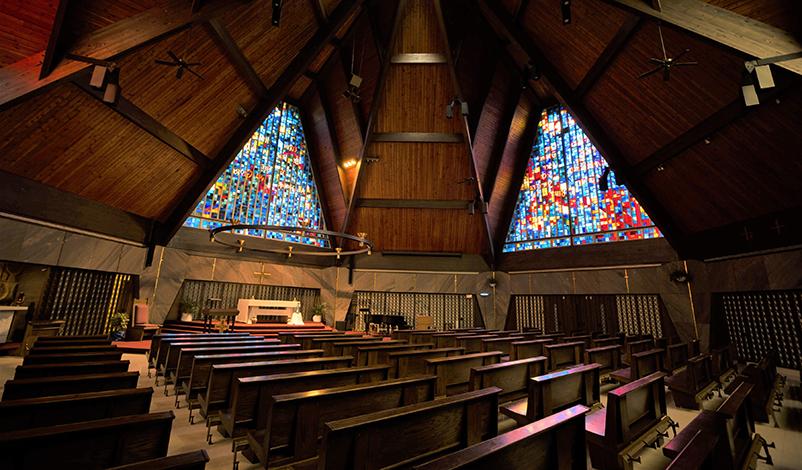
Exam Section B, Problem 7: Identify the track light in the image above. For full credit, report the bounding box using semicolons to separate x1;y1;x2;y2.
561;0;571;24
102;66;120;104
272;0;282;26
446;98;469;119
741;71;759;107
67;54;121;105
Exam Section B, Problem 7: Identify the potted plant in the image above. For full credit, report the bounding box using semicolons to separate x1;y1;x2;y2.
180;300;199;322
108;311;129;341
311;303;329;324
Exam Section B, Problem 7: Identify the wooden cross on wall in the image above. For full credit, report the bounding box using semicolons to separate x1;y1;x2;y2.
253;263;271;285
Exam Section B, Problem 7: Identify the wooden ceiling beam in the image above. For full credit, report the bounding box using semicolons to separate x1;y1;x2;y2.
204;18;269;99
337;14;368;140
156;0;365;246
478;0;691;258
483;81;523;201
602;0;802;76
72;79;210;170
573;16;642;100
435;0;497;263
39;0;72;79
371;132;464;143
310;79;351;214
357;199;473;209
339;0;407;246
0;0;256;111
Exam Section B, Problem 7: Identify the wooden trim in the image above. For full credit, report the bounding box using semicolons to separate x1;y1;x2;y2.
390;53;448;64
0;170;155;244
204;19;269;98
371;132;464;143
156;0;365;246
39;0;72;79
573;16;642;100
71;80;210;170
357;199;472;209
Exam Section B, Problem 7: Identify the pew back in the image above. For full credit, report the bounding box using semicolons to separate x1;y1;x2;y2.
426;352;504;396
480;336;524;356
388;347;464;378
666;343;689;372
22;351;123;365
528;363;600;421
511;339;554;360
469;356;547;403
105;450;209;470
544;341;585;371
585;345;621;377
14;360;130;379
355;343;433;366
2;371;139;400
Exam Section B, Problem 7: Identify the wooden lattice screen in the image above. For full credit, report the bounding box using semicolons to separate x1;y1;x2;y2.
506;294;675;339
180;280;321;319
347;291;484;331
713;290;802;371
41;268;134;336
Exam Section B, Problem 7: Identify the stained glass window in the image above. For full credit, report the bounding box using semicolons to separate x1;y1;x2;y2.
504;106;661;252
184;102;327;247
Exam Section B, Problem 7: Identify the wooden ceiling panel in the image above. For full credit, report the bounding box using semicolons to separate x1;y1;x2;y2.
288;75;313;101
220;0;319;90
393;0;446;54
520;0;634;89
360;143;474;200
704;0;801;34
375;64;462;133
0;0;60;66
583;20;744;165
350;207;486;253
0;84;200;220
309;44;337;74
473;62;517;187
117;26;258;157
321;54;363;161
644;86;802;234
63;0;169;42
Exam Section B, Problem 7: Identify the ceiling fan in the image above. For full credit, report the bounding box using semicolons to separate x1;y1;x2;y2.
155;50;203;80
638;24;698;81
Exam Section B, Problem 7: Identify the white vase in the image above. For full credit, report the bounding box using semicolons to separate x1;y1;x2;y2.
181;313;193;322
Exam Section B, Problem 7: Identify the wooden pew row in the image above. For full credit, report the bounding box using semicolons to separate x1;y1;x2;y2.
510;338;554;360
153;335;257;376
711;346;736;383
666;354;718;410
14;360;130;379
317;387;501;469
310;336;382;355
354;342;433;366
592;336;621;348
623;338;653;365
243;376;438;469
501;363;601;426
27;345;118;355
414;404;590;470
585;344;621;382
277;330;342;344
223;365;391;438
0;411;174;469
389;347;464;378
22;351;123;365
586;372;677;470
456;334;499;353
199;355;353;430
106;450;209;470
183;350;326;420
431;333;462;348
148;333;250;367
480;336;524;357
665;430;721;470
665;342;689;373
0;388;153;431
300;333;366;350
161;338;274;383
2;371;140;400
610;348;665;384
469;356;547;403
426;351;504;396
36;334;108;342
31;339;112;347
332;339;406;360
725;354;783;424
544;341;585;371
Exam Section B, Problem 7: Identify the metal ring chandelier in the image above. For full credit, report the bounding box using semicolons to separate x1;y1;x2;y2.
209;224;373;259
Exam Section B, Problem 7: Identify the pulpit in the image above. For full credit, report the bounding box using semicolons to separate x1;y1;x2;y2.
236;299;301;324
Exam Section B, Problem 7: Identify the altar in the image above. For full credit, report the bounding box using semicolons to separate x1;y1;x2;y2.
237;299;301;324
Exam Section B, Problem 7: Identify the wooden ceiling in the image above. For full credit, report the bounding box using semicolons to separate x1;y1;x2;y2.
0;0;800;268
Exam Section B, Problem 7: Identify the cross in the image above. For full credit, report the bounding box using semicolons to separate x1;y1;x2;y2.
771;219;784;236
253;263;271;285
742;226;753;241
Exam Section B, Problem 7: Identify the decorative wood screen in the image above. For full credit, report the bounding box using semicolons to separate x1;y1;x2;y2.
506;294;674;339
41;268;134;336
180;280;320;318
347;291;483;331
714;290;802;370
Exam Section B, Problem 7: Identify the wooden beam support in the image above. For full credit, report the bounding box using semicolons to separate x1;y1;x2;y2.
371;132;464;143
311;79;351;208
204;18;269;98
39;0;72;79
483;82;523;201
602;0;802;76
390;53;448;64
574;15;641;100
339;0;407;246
357;199;473;209
0;170;156;245
157;0;364;245
478;0;690;257
434;0;496;263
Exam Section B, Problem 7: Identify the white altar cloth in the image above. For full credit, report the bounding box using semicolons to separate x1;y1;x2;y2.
237;299;301;324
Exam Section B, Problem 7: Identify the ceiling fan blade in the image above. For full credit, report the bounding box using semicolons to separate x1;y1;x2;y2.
638;66;663;79
663;67;670;81
648;57;664;65
167;50;180;62
155;60;175;66
176;67;184;79
185;62;202;67
673;49;691;61
674;61;699;66
658;23;668;61
187;67;204;80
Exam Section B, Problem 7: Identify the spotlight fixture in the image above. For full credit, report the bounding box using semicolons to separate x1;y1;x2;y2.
445;97;469;119
102;66;120;104
741;51;802;106
342;159;358;169
741;70;759;107
364;156;380;164
521;61;540;89
272;0;283;26
66;54;121;104
561;0;571;24
342;73;362;103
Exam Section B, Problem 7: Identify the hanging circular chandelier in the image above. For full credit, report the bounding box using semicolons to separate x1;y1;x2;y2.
209;224;373;259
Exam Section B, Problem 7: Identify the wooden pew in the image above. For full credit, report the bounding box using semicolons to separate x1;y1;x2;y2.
665;430;722;470
106;450;209;470
354;342;433;366
727;357;780;424
410;331;438;344
0;388;153;431
161;338;272;382
432;333;462;348
22;351;123;365
585;372;675;470
469;356;547;403
245;376;438;468
14;360;130;379
36;334;108;341
223;365;390;438
153;334;257;375
388;347;464;378
666;354;717;410
318;387;501;469
592;336;621;348
501;363;601;426
2;371;139;400
426;351;504;396
480;336;524;357
413;404;590;470
278;330;340;343
623;338;653;365
665;342;689;373
544;341;585;371
585;344;622;381
310;336;381;355
563;334;592;349
711;346;736;383
610;348;665;384
182;349;326;416
332;339;406;359
456;334;498;353
149;333;249;368
31;339;111;347
27;345;118;355
198;355;353;428
0;411;174;469
510;338;554;360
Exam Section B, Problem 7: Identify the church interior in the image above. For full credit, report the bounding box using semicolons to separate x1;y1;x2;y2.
0;0;801;469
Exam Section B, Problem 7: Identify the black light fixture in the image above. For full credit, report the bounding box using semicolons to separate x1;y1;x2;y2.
561;0;571;24
445;97;469;119
102;66;120;104
741;51;802;106
66;53;120;104
272;0;283;26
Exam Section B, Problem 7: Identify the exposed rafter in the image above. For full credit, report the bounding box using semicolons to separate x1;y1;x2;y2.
357;199;473;209
482;78;523;201
204;18;269;98
39;0;72;79
157;0;365;246
573;16;642;100
478;0;690;258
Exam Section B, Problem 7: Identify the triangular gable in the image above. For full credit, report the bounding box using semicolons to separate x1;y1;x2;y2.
504;106;660;252
184;102;327;247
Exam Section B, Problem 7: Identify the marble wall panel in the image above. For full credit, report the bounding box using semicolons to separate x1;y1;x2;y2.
117;245;147;274
508;273;530;294
572;269;626;293
0;218;63;266
763;250;802;290
58;233;122;272
528;272;574;293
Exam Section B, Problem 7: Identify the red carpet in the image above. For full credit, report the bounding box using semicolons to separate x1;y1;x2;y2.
113;340;150;354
